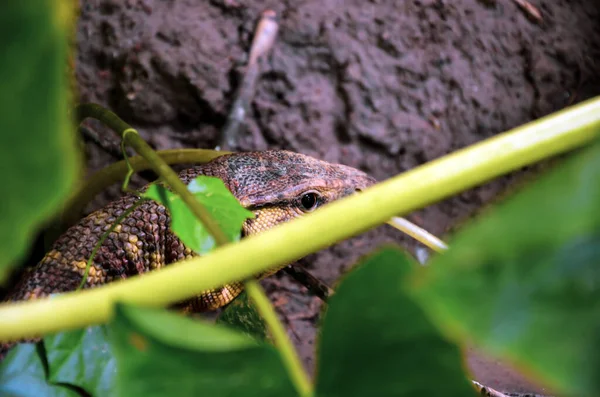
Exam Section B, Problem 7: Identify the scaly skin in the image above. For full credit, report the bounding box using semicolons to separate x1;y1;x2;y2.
0;150;375;357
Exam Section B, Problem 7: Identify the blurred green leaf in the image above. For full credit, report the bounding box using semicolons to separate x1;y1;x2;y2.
315;247;475;397
216;291;269;342
45;326;116;396
108;304;297;397
0;343;79;397
0;2;79;282
416;141;600;396
143;176;254;254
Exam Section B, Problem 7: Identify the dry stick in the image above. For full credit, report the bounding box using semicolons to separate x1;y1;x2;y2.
512;0;543;23
387;216;448;252
227;10;333;302
218;10;279;151
214;13;312;393
217;10;334;299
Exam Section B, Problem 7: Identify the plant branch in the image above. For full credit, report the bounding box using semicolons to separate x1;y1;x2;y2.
219;10;279;150
75;105;311;395
244;280;312;396
387;217;448;252
0;96;598;341
75;104;229;246
60;149;230;228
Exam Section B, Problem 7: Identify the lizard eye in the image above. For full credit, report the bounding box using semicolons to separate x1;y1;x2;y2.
300;192;319;212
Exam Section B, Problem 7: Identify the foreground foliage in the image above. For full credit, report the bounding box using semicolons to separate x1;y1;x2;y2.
1;1;600;396
2;140;600;396
0;2;79;282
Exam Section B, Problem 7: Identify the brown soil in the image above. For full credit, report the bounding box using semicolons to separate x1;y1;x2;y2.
73;0;599;394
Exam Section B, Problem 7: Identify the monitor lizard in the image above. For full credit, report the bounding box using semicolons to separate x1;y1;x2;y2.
0;149;375;357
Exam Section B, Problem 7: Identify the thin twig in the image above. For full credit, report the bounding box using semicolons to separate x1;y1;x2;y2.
59;149;229;229
247;10;279;66
387;216;448;252
512;0;543;23
219;10;279;150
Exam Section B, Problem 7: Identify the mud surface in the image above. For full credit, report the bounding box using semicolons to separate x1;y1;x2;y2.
74;0;600;394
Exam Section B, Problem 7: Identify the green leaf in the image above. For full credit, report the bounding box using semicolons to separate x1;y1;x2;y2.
216;291;269;342
0;2;79;282
44;326;116;396
108;304;297;397
143;176;254;254
0;343;79;397
416;141;600;396
315;247;475;397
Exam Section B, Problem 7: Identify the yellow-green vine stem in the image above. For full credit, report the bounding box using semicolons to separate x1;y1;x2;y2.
245;280;313;396
119;137;136;192
60;148;230;227
75;105;310;395
75;104;229;246
0;96;598;341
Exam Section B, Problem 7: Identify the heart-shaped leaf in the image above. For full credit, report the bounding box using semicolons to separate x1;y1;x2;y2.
143;176;254;254
108;304;297;396
316;247;476;397
416;141;600;396
45;326;116;396
0;343;79;397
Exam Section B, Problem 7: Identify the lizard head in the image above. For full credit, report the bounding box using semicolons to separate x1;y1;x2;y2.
202;150;376;236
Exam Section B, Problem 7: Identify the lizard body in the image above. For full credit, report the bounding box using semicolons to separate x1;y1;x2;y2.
1;150;375;357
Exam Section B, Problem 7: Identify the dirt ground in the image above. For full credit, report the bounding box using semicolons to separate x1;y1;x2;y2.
71;0;599;394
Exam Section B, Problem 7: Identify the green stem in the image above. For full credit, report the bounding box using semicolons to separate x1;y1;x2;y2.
119;137;135;192
75;104;229;246
0;96;598;341
75;105;311;394
60;149;230;228
245;280;313;396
